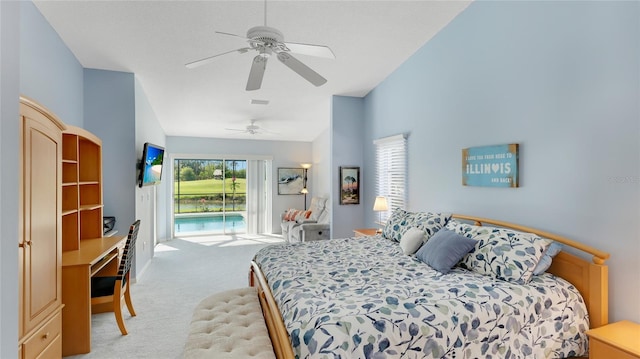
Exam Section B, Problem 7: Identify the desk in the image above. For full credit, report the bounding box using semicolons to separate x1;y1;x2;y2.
61;235;127;356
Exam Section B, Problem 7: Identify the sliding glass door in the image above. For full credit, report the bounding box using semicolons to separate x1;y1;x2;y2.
173;159;247;235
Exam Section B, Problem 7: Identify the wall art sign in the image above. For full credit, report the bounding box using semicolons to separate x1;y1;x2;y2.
462;144;519;187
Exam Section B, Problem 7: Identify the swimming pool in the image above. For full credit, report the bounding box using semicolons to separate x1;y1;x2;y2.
174;213;246;235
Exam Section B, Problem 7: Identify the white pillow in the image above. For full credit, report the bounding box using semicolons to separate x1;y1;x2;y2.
399;228;425;255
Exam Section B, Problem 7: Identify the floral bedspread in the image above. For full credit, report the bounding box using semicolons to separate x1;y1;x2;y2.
253;236;589;359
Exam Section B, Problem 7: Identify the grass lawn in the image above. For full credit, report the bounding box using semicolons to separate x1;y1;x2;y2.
174;178;246;195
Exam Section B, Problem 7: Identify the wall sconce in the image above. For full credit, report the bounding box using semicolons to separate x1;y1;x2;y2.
301;163;311;210
373;196;389;233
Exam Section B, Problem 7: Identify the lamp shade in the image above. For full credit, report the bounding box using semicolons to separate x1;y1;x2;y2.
300;188;309;194
373;196;388;211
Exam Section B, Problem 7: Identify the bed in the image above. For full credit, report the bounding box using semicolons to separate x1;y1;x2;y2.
249;213;609;359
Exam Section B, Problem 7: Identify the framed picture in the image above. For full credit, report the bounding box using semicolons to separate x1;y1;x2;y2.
462;143;519;188
277;167;304;195
339;166;360;205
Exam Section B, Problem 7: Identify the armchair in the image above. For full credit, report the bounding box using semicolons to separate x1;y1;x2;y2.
292;208;330;242
281;197;329;243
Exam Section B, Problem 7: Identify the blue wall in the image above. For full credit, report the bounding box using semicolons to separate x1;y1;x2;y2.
135;77;167;267
357;1;639;322
331;96;365;238
1;2;21;357
19;1;83;125
84;69;136;235
18;2;166;283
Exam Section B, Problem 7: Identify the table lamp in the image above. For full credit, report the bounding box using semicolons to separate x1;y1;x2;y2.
373;196;388;233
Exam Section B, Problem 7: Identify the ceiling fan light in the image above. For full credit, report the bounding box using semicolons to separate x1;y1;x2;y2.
257;46;272;59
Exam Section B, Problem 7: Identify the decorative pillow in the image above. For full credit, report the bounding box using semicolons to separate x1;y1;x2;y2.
399;228;425;255
295;210;314;223
415;229;477;274
283;209;297;221
297;210;312;220
446;220;551;284
382;208;408;241
405;211;451;238
533;241;562;275
382;209;450;242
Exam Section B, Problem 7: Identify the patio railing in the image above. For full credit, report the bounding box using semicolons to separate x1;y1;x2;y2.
174;191;246;214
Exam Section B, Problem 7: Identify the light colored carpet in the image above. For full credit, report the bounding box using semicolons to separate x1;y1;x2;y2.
65;234;285;359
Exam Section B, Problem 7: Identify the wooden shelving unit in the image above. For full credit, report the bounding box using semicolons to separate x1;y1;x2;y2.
62;126;103;252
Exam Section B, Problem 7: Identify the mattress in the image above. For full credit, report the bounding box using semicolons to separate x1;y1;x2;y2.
253;235;589;359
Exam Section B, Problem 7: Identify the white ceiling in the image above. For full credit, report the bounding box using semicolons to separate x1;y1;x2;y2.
34;1;470;142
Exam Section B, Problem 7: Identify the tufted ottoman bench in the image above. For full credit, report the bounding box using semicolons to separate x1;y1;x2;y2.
184;287;276;359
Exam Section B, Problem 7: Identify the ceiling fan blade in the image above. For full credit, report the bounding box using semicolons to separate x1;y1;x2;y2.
216;31;267;48
284;42;335;59
185;47;251;69
224;128;248;132
246;54;268;91
215;31;248;40
276;52;327;87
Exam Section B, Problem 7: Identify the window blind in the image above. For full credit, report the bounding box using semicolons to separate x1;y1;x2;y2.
374;134;407;223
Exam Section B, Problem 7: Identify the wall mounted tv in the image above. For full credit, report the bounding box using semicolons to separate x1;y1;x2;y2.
138;142;165;187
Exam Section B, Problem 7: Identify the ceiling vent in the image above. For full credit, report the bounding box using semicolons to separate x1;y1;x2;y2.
251;99;269;105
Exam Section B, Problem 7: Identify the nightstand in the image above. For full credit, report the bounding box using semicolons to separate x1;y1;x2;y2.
587;320;640;359
353;228;379;237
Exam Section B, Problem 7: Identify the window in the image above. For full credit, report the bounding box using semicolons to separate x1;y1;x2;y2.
173;159;248;236
171;156;272;237
374;134;407;222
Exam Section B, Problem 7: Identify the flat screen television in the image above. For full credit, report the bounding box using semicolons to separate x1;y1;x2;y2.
138;142;165;187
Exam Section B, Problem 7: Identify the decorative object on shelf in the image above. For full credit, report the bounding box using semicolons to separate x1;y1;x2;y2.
372;196;388;232
462;143;519;188
278;167;304;195
339;166;360;205
301;163;311;209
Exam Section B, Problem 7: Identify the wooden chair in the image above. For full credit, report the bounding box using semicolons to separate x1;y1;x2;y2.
91;220;140;335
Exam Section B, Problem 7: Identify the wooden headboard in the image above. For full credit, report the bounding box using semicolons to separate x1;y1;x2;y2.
452;214;610;328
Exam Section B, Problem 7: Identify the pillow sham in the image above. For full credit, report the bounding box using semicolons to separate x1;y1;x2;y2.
399;228;425;255
382;209;450;243
446;220;550;284
405;211;451;238
382;208;409;241
415;229;477;274
533;241;562;275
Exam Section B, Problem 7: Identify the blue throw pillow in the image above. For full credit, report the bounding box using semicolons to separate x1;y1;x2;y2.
532;241;562;275
415;229;477;274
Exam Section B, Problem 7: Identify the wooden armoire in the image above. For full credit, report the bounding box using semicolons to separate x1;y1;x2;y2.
18;96;66;358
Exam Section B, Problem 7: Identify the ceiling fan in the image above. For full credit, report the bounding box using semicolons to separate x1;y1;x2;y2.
185;0;335;91
225;120;276;135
